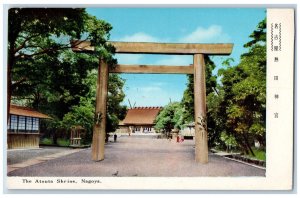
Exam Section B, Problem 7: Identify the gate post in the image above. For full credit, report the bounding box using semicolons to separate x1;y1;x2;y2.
92;58;109;161
193;54;208;163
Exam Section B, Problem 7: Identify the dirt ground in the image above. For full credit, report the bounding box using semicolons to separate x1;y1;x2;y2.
7;146;73;165
8;136;265;177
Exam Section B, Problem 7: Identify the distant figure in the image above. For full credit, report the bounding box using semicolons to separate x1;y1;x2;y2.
114;134;117;142
180;136;184;143
168;134;172;142
177;136;184;143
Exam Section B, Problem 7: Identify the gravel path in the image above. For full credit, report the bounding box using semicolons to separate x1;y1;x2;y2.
8;136;266;177
7;146;73;165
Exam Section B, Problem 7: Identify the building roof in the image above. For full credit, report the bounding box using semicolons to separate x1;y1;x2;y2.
10;104;51;119
122;107;162;125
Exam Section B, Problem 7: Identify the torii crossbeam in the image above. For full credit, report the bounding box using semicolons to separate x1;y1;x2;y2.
91;41;233;164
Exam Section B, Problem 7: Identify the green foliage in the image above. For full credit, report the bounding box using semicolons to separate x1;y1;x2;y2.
40;138;53;145
181;55;218;146
181;55;217;121
216;18;266;155
60;97;94;144
9;8;126;144
179;18;266;155
154;102;184;133
220;131;238;151
40;137;69;147
206;88;226;147
9;8;115;114
246;148;266;161
57;138;70;147
55;71;126;144
181;75;194;123
243;18;266;48
8;8;114;60
107;74;127;132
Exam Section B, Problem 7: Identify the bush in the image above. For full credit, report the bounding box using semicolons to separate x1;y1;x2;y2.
57;138;70;147
246;147;266;161
40;138;53;145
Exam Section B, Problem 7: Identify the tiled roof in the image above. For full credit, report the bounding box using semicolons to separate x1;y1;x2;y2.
10;104;51;119
122;107;162;125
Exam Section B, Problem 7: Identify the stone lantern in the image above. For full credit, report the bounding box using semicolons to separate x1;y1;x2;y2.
171;128;180;139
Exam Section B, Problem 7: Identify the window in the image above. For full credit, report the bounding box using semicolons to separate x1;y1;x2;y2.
9;115;18;132
18;116;26;132
26;117;33;131
32;118;39;132
8;115;39;133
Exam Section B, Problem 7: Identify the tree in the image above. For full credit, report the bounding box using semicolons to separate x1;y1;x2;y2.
181;56;217;122
12;49;100;119
42;69;127;145
181;55;218;146
154;102;183;136
217;18;266;155
8;8;115;120
8;8;127;145
206;87;226;148
59;97;95;144
106;74;127;134
180;18;266;154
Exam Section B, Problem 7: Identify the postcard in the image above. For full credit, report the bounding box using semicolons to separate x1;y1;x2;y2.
3;6;294;190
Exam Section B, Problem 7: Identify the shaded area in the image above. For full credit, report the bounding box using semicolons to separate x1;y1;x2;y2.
8;137;265;177
7;146;73;165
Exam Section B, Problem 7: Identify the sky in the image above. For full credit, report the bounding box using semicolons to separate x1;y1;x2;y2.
87;8;266;107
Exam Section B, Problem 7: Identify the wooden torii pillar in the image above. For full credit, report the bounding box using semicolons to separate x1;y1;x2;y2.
92;42;233;163
92;58;109;161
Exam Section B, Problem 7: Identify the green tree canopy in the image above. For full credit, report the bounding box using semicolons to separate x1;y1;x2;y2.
154;102;184;134
8;8;127;144
180;55;218;146
8;8;115;118
181;55;217;124
179;18;266;155
217;18;266;154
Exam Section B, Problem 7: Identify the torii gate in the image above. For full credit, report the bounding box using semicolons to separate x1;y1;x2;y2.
91;41;233;164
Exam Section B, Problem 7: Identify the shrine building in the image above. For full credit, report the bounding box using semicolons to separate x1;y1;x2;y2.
7;104;50;149
117;107;162;133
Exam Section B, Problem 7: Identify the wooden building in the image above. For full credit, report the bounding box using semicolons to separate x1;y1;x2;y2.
7;104;50;149
117;107;162;133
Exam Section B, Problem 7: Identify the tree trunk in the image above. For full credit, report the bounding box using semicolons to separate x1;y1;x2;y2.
7;36;17;124
53;135;58;145
243;133;255;156
7;64;12;124
7;55;14;125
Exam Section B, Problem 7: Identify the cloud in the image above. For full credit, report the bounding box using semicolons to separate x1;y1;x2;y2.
151;82;165;86
179;25;231;43
140;86;162;93
114;26;231;107
123;83;182;107
115;54;143;65
154;55;192;66
115;25;229;44
114;25;229;65
116;32;161;42
114;32;164;64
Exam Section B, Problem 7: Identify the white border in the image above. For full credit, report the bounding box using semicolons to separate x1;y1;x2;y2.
2;6;295;192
